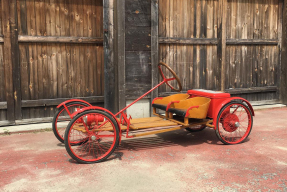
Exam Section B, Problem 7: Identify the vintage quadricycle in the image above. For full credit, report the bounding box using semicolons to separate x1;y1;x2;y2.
52;62;254;164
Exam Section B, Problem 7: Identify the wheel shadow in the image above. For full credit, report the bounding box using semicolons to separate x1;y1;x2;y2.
65;128;251;163
57;143;65;147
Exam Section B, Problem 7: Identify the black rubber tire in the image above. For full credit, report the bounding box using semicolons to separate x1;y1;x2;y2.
185;125;206;132
64;109;120;164
215;101;253;145
52;101;90;143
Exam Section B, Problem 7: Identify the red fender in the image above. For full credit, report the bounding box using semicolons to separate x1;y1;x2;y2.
70;106;122;142
213;97;255;129
56;99;92;108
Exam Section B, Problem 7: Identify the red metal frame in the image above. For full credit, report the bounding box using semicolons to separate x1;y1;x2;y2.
63;77;177;141
152;97;164;104
58;62;257;164
185;105;200;117
57;66;255;139
165;101;179;111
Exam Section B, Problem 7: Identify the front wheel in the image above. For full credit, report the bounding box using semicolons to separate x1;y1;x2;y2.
215;101;253;145
64;109;120;164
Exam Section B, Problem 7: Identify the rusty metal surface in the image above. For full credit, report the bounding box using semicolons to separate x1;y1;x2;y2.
1;107;287;191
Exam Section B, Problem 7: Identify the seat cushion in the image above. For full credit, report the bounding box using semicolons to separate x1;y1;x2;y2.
152;104;167;111
168;108;186;117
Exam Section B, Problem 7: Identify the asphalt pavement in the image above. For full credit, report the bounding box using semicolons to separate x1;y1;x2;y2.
1;107;287;192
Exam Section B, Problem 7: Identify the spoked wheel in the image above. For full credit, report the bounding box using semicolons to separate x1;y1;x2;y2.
216;101;253;145
64;110;120;164
185;125;206;132
52;101;91;143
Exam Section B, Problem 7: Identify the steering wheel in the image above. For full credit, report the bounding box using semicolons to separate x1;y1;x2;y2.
158;62;182;92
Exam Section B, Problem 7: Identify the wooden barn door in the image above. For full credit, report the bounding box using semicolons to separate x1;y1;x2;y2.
158;0;283;103
158;0;220;93
225;0;281;102
0;0;104;125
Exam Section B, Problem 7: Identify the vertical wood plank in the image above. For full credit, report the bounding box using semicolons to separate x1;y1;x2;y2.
151;0;159;114
18;0;27;35
104;0;117;113
218;0;227;91
281;0;287;104
33;43;39;118
276;0;282;100
63;0;70;36
2;0;21;121
66;44;72;98
117;0;125;110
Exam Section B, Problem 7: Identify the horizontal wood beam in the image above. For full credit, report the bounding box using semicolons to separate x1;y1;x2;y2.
18;35;103;44
159;86;278;97
159;37;279;45
159;37;218;45
21;96;104;108
226;39;279;45
0;102;7;109
225;86;278;94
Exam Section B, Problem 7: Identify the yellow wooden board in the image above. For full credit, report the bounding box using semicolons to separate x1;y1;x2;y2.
72;116;179;133
129;117;178;129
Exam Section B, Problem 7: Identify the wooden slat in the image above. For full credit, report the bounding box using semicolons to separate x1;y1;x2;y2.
159;86;278;96
132;126;183;137
226;39;279;45
225;86;278;94
159;37;218;44
218;0;227;92
281;0;287;104
278;0;283;101
0;37;3;42
129;116;167;124
18;35;103;44
130;121;178;130
159;37;279;45
117;0;126;111
21;96;104;108
151;0;159;115
1;0;18;121
104;0;117;113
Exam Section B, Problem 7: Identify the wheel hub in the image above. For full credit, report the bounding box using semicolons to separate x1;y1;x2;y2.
91;135;96;141
235;122;240;128
222;114;240;132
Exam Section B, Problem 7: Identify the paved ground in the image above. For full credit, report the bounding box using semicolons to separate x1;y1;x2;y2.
0;107;287;192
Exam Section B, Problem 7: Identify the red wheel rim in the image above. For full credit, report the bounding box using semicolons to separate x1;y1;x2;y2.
55;104;88;141
67;112;117;162
218;103;252;144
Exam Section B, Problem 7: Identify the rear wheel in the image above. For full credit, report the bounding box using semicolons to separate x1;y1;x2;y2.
216;101;253;144
64;109;120;164
52;101;90;143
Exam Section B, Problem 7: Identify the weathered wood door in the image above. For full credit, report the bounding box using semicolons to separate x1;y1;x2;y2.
0;0;104;125
158;0;282;102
